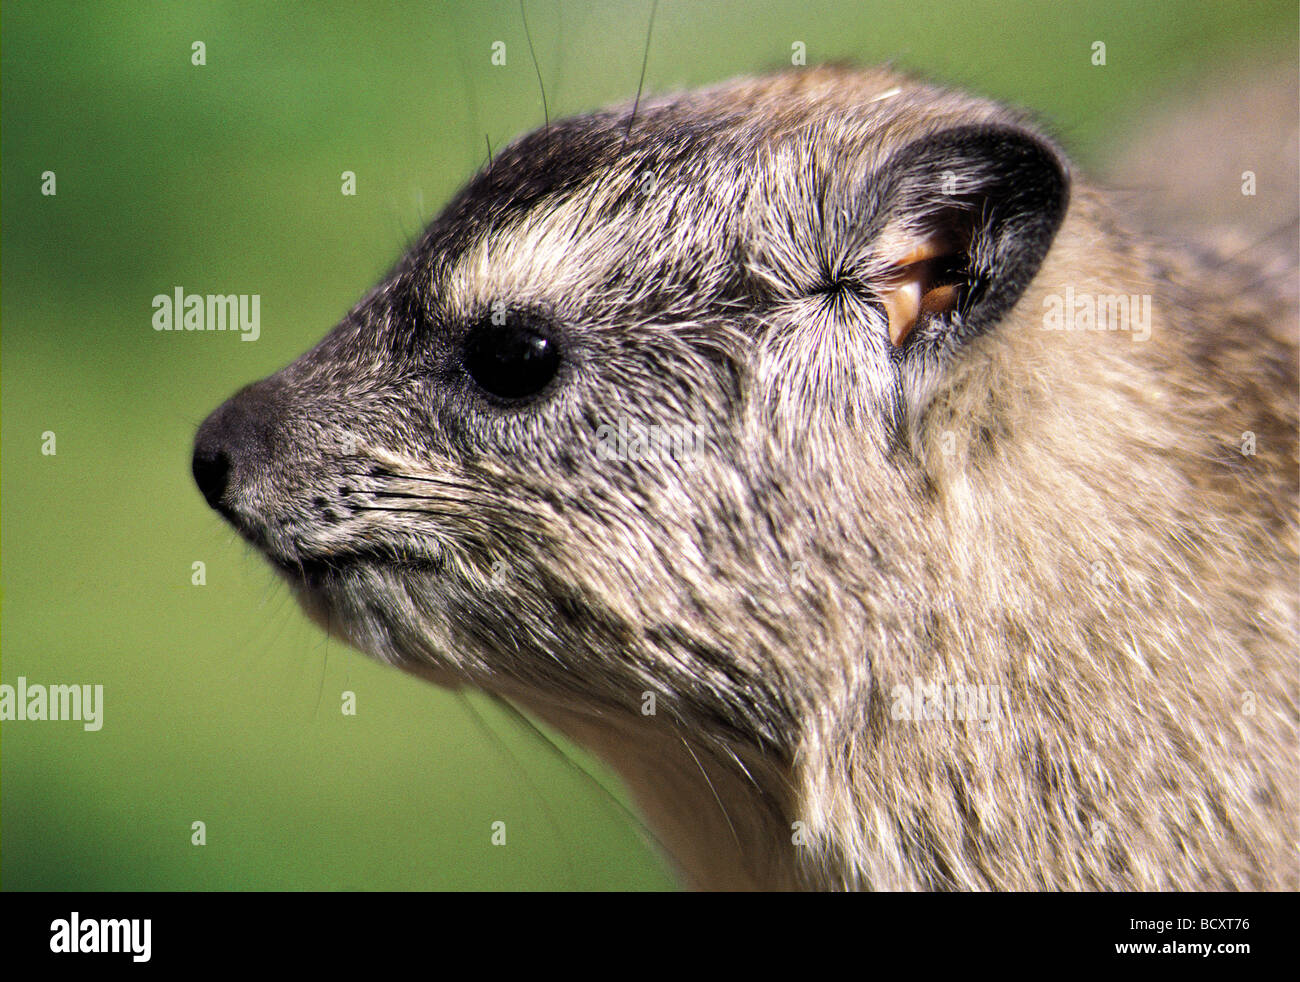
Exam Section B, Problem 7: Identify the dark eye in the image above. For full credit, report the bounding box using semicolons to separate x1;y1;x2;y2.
462;314;562;401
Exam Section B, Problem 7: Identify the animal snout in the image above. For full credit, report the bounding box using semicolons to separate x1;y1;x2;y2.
192;380;284;520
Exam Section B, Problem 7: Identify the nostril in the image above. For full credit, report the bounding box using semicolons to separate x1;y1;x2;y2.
192;446;232;511
194;379;286;523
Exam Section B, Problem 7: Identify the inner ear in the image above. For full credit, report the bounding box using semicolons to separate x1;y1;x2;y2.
875;220;972;347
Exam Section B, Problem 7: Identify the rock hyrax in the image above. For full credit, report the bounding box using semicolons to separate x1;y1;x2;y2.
194;66;1298;890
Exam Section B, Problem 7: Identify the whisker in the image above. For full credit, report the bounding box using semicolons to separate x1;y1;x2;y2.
717;741;764;796
349;505;445;515
680;734;742;852
486;694;684;876
453;689;578;889
370;490;455;501
625;0;658;141
312;607;331;721
342;469;480;488
349;496;535;524
519;0;549;145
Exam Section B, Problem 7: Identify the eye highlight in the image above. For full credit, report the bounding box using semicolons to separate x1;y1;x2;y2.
461;312;562;401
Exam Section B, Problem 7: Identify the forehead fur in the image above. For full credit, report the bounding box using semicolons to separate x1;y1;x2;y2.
429;66;1034;326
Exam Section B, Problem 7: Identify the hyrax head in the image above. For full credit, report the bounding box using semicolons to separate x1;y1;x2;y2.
194;66;1068;753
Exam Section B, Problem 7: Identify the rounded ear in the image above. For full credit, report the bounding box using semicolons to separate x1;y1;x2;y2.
869;124;1071;355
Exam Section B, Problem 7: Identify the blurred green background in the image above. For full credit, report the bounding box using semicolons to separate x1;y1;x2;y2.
2;0;1294;890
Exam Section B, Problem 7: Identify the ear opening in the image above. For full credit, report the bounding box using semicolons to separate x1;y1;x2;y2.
871;125;1070;354
875;222;972;346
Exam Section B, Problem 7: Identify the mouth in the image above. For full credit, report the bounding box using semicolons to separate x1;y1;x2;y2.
270;553;345;591
269;546;446;593
265;545;471;689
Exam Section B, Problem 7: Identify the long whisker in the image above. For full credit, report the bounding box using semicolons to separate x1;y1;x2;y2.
349;505;450;515
313;603;331;720
343;469;505;490
347;492;536;522
453;688;578;889
680;734;742;852
625;0;659;141
519;0;549;145
344;471;552;512
716;740;763;796
368;490;463;501
486;694;684;877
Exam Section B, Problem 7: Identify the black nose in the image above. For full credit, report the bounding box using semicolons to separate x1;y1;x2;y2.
193;380;282;517
192;444;231;510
